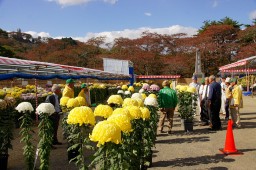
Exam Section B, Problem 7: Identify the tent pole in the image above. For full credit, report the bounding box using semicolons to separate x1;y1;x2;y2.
35;67;39;122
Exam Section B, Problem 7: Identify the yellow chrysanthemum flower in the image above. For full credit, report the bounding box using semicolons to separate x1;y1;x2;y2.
128;86;134;92
107;112;132;133
176;85;181;90
140;107;150;120
75;96;86;106
89;120;122;147
66;98;79;108
148;94;157;99
179;86;188;92
107;95;123;106
141;93;147;100
121;85;128;90
135;98;144;107
122;98;138;107
94;104;113;118
187;86;196;93
60;97;70;106
124;106;142;120
112;108;130;116
67;106;95;126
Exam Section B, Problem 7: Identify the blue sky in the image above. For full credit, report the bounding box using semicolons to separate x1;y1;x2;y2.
0;0;256;43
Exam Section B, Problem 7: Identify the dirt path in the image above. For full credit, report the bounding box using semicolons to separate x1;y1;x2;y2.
7;96;256;170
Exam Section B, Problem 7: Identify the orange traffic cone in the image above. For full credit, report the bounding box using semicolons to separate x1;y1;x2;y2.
219;120;243;155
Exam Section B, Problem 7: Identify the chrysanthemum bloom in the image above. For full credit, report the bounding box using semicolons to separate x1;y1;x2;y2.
99;84;106;89
36;103;55;116
139;88;145;93
135;98;144;107
150;84;160;91
122;98;138;107
141;93;147;100
0;99;7;110
131;93;143;100
121;85;128;90
75;96;86;106
148;94;157;99
107;95;123;106
140;107;150;120
124;106;142;120
124;91;131;95
15;102;34;113
128;86;135;92
112;108;130;116
187;87;196;93
67;106;95;126
66;98;79;108
60;97;70;106
89;120;122;147
179;86;188;92
144;97;158;107
94;104;113;118
175;85;181;90
117;90;124;94
142;83;150;90
4;96;16;108
107;112;132;133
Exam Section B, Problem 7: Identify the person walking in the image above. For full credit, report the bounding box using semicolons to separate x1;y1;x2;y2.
230;78;243;128
157;80;178;134
208;75;222;131
63;78;75;98
78;83;90;106
220;76;227;116
199;77;210;126
224;77;232;121
45;84;62;146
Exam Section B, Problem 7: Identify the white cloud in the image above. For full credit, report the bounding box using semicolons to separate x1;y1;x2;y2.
72;25;198;44
249;10;256;20
212;0;218;8
144;12;152;16
48;0;118;6
25;31;51;38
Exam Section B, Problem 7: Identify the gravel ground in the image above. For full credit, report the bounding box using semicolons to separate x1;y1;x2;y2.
7;96;256;170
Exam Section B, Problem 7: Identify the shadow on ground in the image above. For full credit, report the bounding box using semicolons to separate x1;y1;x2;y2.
156;136;210;144
152;154;235;168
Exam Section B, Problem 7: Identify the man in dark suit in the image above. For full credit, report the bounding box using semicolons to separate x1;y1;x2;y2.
45;84;62;145
208;75;222;130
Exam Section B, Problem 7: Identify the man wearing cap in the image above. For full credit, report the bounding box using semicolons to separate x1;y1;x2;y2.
208;75;222;130
78;83;90;106
230;78;243;128
63;78;75;98
158;80;178;134
224;77;232;121
189;75;200;115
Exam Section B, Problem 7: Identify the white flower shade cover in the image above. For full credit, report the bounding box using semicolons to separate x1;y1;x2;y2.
144;97;158;107
16;102;34;113
124;91;131;95
117;90;124;94
131;93;143;100
36;103;55;115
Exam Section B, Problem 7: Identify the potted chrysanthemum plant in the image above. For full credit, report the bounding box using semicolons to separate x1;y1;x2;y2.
66;106;95;169
36;103;56;170
16;102;35;170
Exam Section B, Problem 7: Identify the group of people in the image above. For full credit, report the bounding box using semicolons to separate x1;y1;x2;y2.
45;79;90;148
157;75;243;134
198;75;243;130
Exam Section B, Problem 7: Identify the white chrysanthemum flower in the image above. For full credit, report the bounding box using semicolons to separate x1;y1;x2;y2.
36;103;55;115
139;88;145;93
117;90;124;94
15;102;34;113
124;91;131;95
131;93;143;100
144;97;158;107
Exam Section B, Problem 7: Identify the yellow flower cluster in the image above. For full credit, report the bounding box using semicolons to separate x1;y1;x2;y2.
141;93;147;100
140;107;150;120
107;95;123;106
112;108;130;116
121;85;128;90
107;112;132;133
128;86;134;92
135;98;144;107
94;104;113;118
148;94;157;99
60;97;70;106
75;96;86;106
90;120;121;147
187;86;196;93
67;106;95;126
0;99;7;110
66;98;79;108
124;106;142;120
179;85;188;92
122;98;138;107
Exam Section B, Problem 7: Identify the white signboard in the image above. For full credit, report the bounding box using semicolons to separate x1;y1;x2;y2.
103;58;130;75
